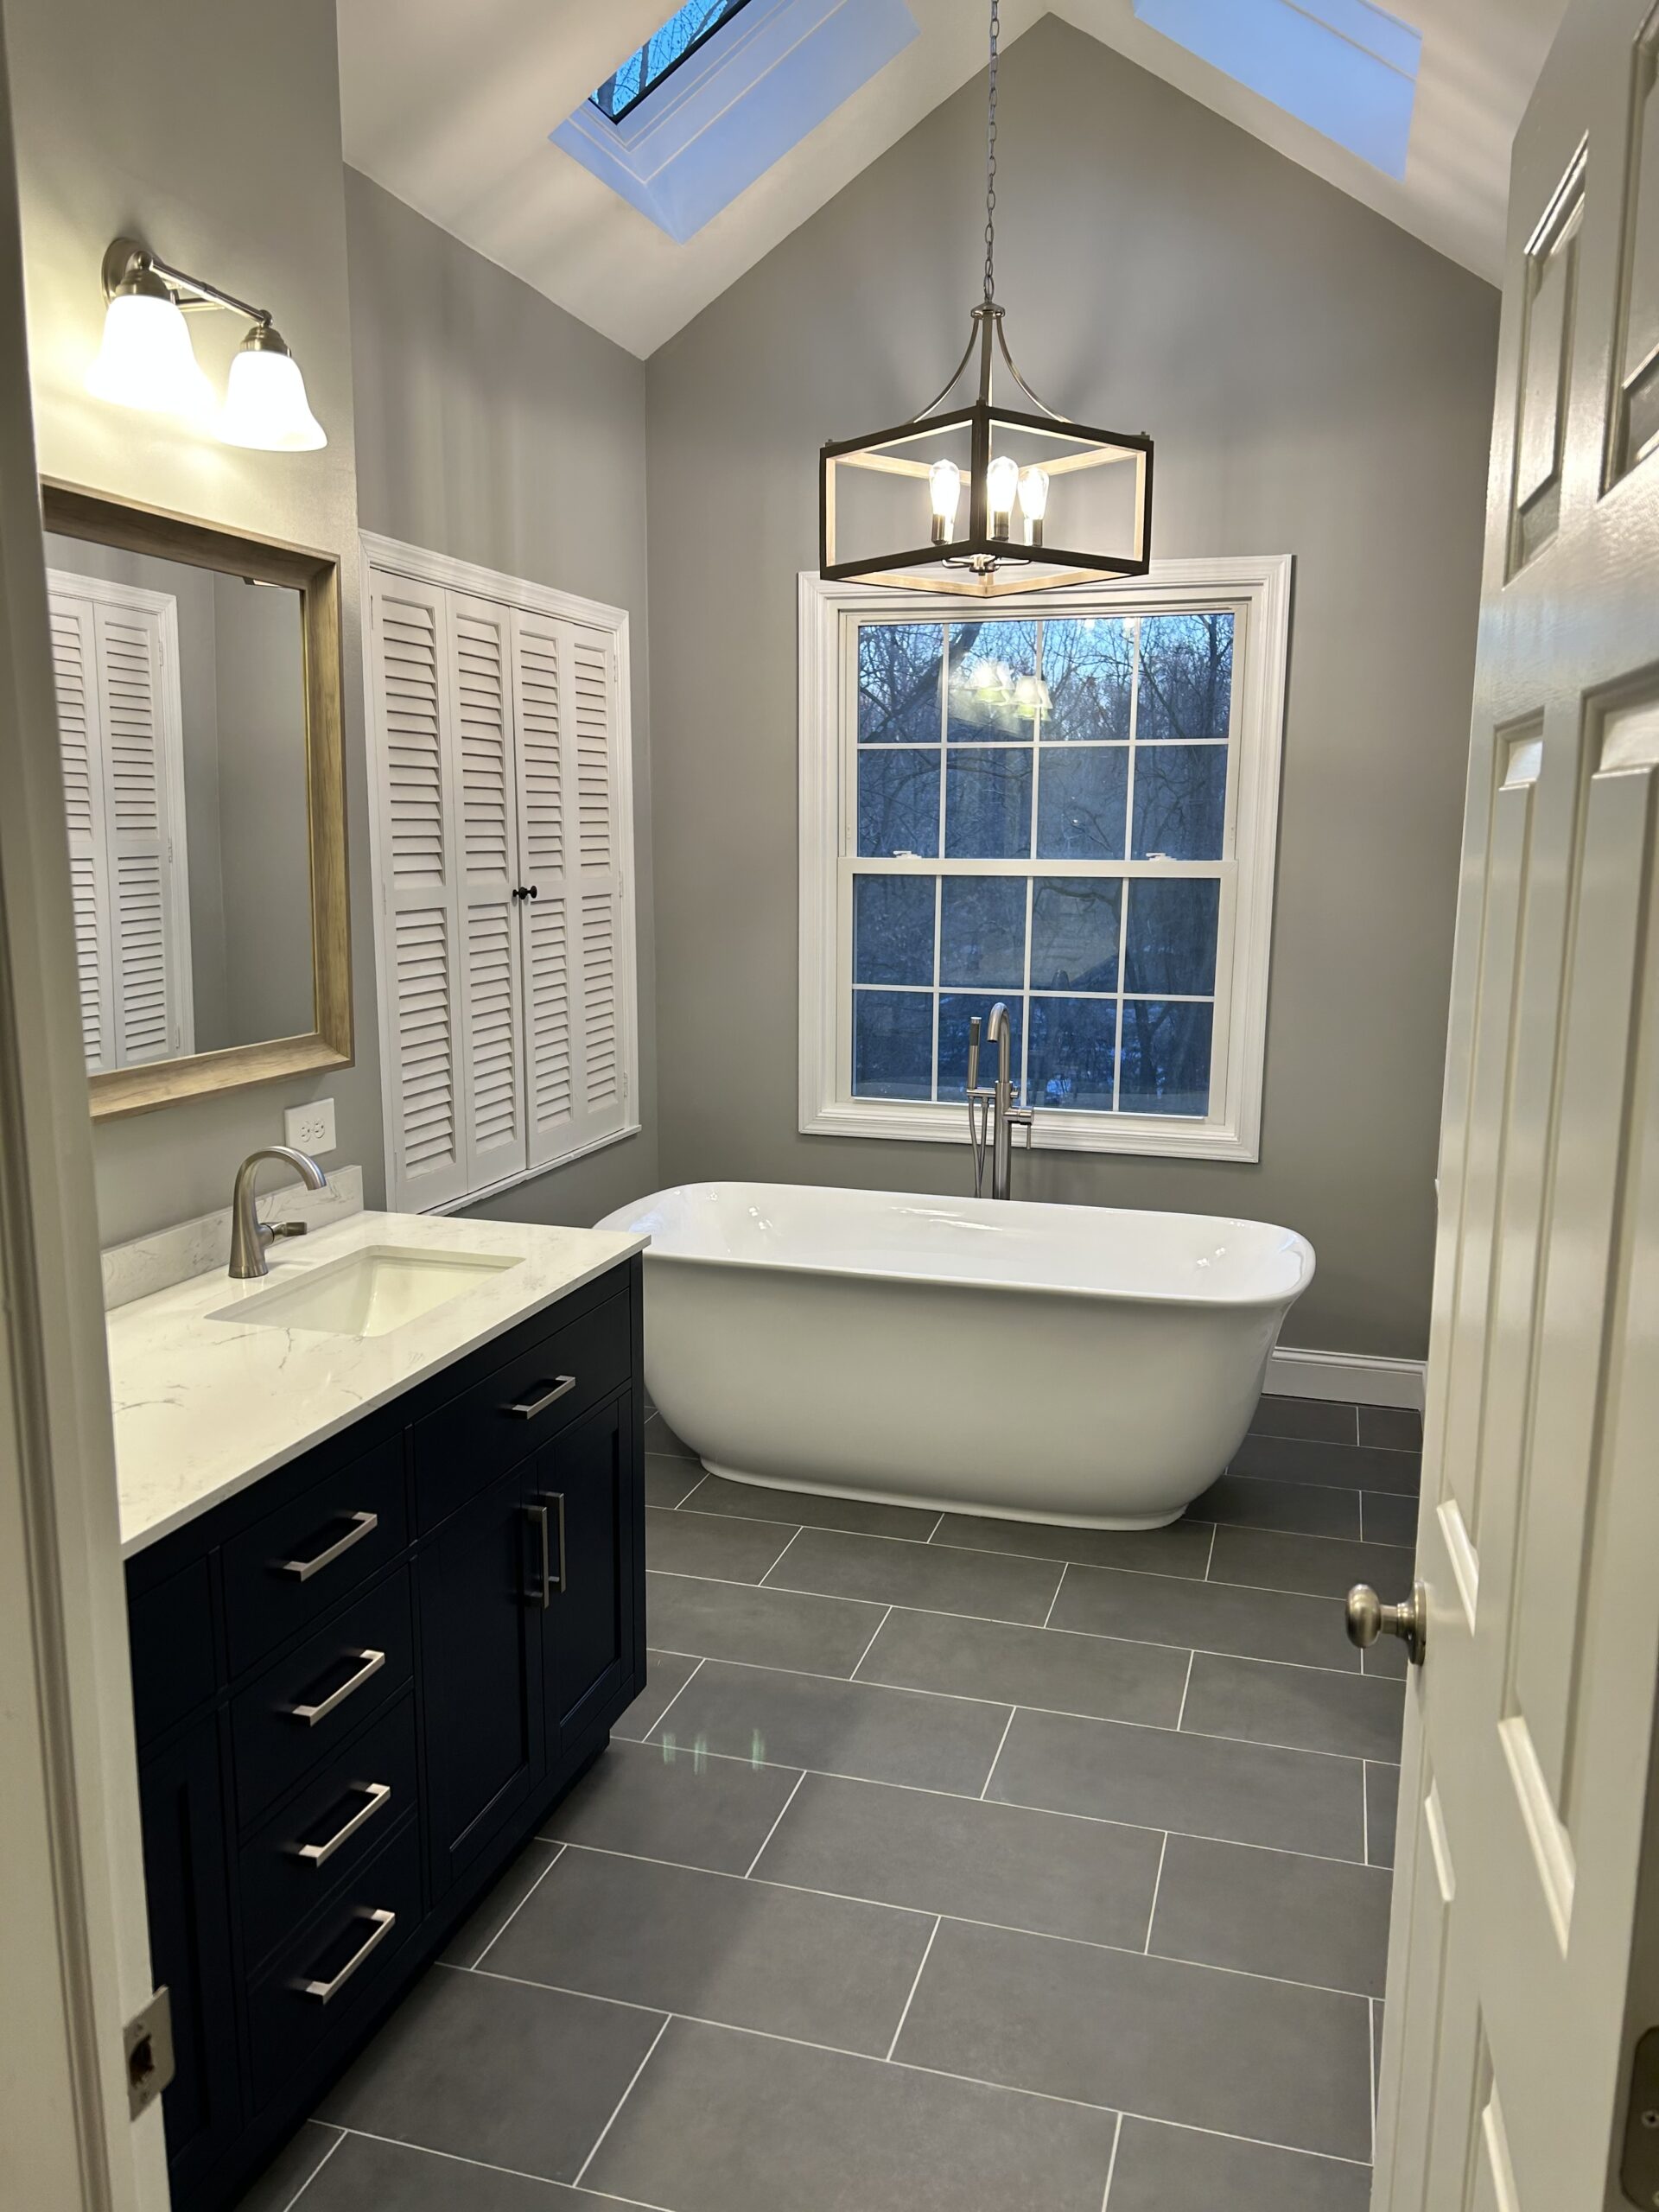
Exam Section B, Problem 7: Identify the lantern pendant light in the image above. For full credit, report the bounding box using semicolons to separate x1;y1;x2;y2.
819;0;1153;596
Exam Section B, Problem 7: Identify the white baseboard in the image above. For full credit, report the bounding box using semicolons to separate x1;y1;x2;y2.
1267;1346;1427;1413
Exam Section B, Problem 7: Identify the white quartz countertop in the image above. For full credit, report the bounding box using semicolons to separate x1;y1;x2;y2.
108;1209;647;1558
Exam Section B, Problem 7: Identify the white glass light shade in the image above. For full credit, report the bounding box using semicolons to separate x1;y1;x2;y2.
985;453;1019;536
86;289;215;418
219;330;327;450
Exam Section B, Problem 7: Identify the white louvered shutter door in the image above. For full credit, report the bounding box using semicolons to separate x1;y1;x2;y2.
371;574;471;1210
569;625;630;1149
448;593;526;1192
47;586;114;1071
511;608;575;1171
93;597;184;1065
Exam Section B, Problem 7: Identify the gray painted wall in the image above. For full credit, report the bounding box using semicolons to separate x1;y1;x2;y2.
344;168;659;1228
7;0;382;1242
643;17;1498;1358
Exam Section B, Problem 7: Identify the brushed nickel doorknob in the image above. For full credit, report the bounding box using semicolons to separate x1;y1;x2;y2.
1346;1580;1428;1666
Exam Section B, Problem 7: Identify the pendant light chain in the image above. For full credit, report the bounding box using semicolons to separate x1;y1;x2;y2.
982;0;1000;305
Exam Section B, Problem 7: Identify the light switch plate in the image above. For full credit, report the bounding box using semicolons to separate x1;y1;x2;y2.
283;1097;337;1155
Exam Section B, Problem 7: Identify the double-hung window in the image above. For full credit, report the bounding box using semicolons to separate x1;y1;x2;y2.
799;558;1291;1160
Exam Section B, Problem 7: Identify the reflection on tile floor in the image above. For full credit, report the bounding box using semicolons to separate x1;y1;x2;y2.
246;1395;1418;2212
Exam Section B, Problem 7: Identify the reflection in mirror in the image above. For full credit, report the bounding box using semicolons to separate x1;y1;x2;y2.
44;533;315;1072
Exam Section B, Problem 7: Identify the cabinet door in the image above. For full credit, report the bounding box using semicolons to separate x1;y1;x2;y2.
137;1721;242;2190
419;1458;546;1893
537;1394;638;1762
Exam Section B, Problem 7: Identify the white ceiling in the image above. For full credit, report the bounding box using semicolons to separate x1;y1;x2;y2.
337;0;1569;360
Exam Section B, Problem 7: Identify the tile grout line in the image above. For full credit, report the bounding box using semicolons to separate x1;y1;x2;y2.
280;2125;346;2212
1203;1523;1217;1582
461;1962;1374;2165
1173;1649;1196;1732
755;1523;808;1586
339;2125;676;2212
650;1497;1412;1576
671;1471;709;1511
570;2012;673;2192
648;1567;1399;1682
1099;2109;1125;2211
644;1639;1397;1765
1141;1833;1170;1954
611;1721;1391;1866
1039;1560;1068;1630
1369;1995;1378;2161
530;1840;1387;2002
848;1603;895;1681
883;1914;942;2061
642;1655;705;1744
467;1842;565;1974
742;1768;806;1878
979;1705;1019;1800
925;1511;946;1543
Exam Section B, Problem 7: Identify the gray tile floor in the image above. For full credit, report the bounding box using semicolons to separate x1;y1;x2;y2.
245;1393;1418;2212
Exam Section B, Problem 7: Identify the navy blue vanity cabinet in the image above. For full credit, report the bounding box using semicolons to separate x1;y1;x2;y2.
419;1458;550;1891
124;1255;645;2212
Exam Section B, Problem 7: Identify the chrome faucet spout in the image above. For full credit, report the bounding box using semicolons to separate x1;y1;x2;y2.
227;1145;328;1280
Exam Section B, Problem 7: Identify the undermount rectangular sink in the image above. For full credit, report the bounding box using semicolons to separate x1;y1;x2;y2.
209;1246;522;1339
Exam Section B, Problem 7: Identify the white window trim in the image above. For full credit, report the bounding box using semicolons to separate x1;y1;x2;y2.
798;555;1292;1163
359;531;641;1211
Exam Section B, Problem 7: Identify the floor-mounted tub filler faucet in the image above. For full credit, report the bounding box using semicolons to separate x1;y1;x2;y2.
227;1145;329;1279
966;1003;1033;1200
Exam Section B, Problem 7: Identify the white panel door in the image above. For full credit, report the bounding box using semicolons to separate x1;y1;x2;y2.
1374;3;1659;2205
370;572;471;1210
569;622;629;1150
511;607;575;1170
448;592;526;1193
511;613;632;1170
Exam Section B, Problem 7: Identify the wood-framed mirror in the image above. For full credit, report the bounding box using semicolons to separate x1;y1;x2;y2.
41;480;352;1119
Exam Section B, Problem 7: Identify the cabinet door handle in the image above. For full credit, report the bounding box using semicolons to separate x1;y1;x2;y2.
276;1510;378;1581
528;1502;552;1611
296;1907;397;2004
543;1491;567;1597
290;1781;393;1868
287;1648;385;1726
506;1375;575;1421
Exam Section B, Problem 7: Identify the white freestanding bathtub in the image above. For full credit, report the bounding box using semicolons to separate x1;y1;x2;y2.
597;1183;1315;1529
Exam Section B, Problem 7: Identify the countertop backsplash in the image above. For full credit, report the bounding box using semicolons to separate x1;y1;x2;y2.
100;1163;365;1311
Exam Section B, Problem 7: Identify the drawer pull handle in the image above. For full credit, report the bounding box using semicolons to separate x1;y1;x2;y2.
507;1375;576;1421
296;1906;397;2005
527;1493;568;1609
287;1648;385;1727
290;1781;393;1868
276;1510;379;1582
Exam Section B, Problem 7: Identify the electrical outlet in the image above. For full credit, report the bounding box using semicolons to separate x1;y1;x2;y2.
283;1097;337;1155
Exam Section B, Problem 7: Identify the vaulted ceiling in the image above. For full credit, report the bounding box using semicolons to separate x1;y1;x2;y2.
337;0;1569;360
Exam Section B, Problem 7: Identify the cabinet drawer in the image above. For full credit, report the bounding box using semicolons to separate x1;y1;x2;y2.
413;1288;630;1531
128;1555;217;1748
239;1692;420;1974
247;1817;422;2105
232;1571;414;1828
221;1438;408;1678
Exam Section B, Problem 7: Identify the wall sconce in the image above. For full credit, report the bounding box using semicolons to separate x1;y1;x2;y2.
87;238;326;451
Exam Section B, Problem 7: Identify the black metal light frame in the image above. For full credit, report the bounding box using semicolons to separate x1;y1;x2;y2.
818;3;1154;599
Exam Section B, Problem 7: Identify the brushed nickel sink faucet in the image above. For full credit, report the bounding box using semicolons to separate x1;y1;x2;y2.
966;1001;1033;1201
228;1145;328;1279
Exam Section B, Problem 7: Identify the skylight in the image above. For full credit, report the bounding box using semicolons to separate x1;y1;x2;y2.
554;0;918;245
592;1;756;125
1133;0;1421;178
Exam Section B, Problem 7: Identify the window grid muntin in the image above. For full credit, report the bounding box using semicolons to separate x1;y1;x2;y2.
849;607;1237;1122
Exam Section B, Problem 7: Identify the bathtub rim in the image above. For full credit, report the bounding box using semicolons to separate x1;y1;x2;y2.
601;1182;1316;1314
